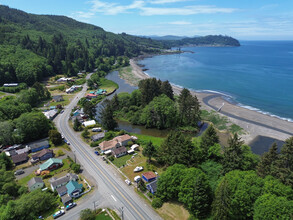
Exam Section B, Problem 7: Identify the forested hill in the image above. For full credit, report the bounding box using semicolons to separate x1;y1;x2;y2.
160;35;241;47
0;5;167;86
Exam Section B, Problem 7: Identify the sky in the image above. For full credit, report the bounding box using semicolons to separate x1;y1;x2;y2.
1;0;293;40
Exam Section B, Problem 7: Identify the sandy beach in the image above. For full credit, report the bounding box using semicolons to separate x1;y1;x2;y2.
122;59;293;145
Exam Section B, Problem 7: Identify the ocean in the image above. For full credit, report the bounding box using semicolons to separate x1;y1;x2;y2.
138;41;293;121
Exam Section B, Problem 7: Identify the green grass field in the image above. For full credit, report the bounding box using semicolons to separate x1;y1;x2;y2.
95;212;112;220
131;133;165;148
112;154;132;168
99;78;119;94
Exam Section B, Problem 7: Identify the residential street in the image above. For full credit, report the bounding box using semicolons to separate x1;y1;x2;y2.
54;73;161;220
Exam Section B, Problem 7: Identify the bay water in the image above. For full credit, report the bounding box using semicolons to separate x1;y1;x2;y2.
138;41;293;121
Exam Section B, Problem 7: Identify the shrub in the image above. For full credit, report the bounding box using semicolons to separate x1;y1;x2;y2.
56;149;65;157
152;198;163;208
108;156;114;162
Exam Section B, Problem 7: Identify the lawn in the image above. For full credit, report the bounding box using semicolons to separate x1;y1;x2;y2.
95;211;112;220
112;154;132;168
17;172;36;186
99;78;119;94
49;94;75;107
131;133;165;148
0;91;5;96
157;202;190;220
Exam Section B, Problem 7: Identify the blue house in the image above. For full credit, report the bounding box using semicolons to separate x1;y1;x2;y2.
142;171;157;183
29;140;50;153
146;180;158;194
66;180;83;198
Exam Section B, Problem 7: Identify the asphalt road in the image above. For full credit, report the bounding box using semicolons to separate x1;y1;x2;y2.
54;74;161;220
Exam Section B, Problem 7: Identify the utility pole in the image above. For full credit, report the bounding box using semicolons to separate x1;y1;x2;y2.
121;207;124;220
93;201;96;212
73;150;76;163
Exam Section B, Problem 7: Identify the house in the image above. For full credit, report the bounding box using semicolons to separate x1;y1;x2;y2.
114;134;132;146
96;89;106;95
32;149;54;162
146;179;158;194
27;177;44;192
91;132;105;142
142;171;157;183
86;94;97;99
73;109;84;117
56;77;74;82
112;146;127;158
44;109;58;120
16;146;30;155
28;139;50;153
99;139;120;153
52;95;64;102
82;120;96;127
39;158;63;171
11;153;29;165
66;180;83;198
50;173;78;191
56;185;68;196
77;72;83;76
61;194;73;206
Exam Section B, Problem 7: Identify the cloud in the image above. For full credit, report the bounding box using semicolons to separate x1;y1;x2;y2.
260;4;279;10
86;0;236;16
140;5;237;16
167;21;192;25
73;11;95;19
149;0;192;4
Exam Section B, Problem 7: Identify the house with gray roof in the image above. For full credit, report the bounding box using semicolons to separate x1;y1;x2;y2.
28;177;44;192
91;132;105;142
28;139;50;153
50;173;78;191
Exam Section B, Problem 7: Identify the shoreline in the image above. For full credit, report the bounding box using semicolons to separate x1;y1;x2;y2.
121;59;293;145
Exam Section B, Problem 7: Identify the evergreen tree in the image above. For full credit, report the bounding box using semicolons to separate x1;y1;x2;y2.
222;133;244;174
48;130;63;145
160;80;174;100
73;118;82;131
111;94;120;111
142;141;156;163
200;124;219;158
99;100;117;131
256;143;279;178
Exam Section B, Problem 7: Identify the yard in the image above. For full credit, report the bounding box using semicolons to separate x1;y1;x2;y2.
99;78;119;94
157;202;190;220
131;133;165;148
95;211;112;220
111;154;132;168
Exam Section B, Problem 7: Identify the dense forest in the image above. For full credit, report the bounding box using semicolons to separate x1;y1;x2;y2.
160;35;241;47
0;5;167;86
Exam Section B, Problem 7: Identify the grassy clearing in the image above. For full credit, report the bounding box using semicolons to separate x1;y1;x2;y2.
99;78;119;94
229;124;245;135
95;211;112;220
108;209;121;220
17;172;36;185
0;91;5;96
112;154;132;168
131;133;165;148
49;94;75;107
157;202;190;220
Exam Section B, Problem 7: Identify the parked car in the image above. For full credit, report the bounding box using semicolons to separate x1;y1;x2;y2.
52;210;65;219
125;179;131;185
60;110;64;114
134;176;141;182
65;202;76;211
94;151;99;155
133;166;144;172
14;169;24;175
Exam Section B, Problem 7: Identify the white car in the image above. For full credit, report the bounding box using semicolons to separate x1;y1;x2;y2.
134;176;141;182
52;210;65;219
133;166;144;172
125;179;131;185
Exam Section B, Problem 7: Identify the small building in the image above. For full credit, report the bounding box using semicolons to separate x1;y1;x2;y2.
131;144;139;151
15;146;30;155
11;153;29;165
91;132;105;142
50;173;78;191
96;89;106;95
99;139;120;153
146;179;158;194
114;134;132;146
61;194;73;206
142;171;157;183
86;94;97;99
44;109;58;120
66;180;83;198
32;149;54;162
27;177;44;192
28;139;50;153
77;72;83;76
52;95;64;102
39;158;63;171
82;120;96;127
112;146;127;158
5;149;17;157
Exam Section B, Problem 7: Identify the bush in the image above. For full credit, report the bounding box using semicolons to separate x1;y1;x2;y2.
70;162;81;173
147;192;153;199
56;149;65;157
108;156;114;161
152;198;163;208
127;141;134;147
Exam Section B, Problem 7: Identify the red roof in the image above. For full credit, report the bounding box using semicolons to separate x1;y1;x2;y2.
86;94;97;97
142;171;156;180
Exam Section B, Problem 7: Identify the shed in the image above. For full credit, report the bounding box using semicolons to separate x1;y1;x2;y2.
82;120;96;127
131;144;139;151
28;139;50;153
52;95;64;102
28;177;44;192
91;132;105;142
142;171;157;183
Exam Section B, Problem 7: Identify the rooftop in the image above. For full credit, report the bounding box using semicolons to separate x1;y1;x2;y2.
28;139;49;150
66;180;83;195
40;158;62;171
33;148;53;159
142;171;157;180
112;146;127;155
99;139;118;151
50;173;78;188
27;177;44;188
11;153;28;164
114;134;132;143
